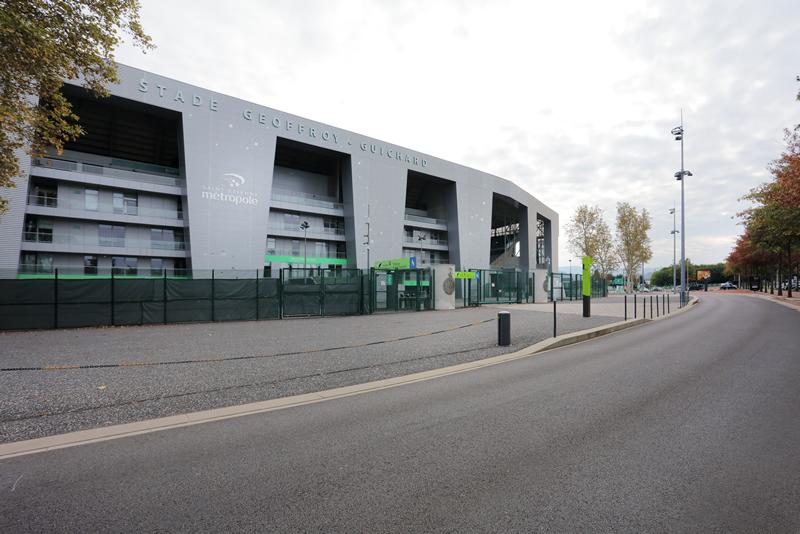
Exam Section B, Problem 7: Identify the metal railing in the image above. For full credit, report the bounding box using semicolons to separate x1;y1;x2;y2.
267;223;345;236
404;212;447;226
403;236;448;246
266;248;347;259
22;231;187;251
270;188;343;210
27;194;184;220
32;156;184;188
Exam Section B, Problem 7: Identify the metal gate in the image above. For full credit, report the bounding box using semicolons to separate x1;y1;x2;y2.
370;268;433;312
280;268;364;317
467;269;533;305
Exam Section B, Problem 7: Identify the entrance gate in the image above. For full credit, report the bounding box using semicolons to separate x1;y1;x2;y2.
466;269;535;305
280;268;363;317
370;268;434;312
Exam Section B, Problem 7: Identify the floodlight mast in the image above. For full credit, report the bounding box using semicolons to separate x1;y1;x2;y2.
671;111;691;306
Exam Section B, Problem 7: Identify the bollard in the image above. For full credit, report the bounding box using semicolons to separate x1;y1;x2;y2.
553;299;557;338
656;294;660;317
634;294;637;319
497;311;511;346
624;294;627;321
668;294;670;313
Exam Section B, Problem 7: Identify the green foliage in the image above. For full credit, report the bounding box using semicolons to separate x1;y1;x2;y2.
0;0;152;213
565;204;617;276
614;202;652;291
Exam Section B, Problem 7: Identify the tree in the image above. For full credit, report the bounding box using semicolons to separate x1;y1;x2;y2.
0;0;152;213
565;204;616;275
738;129;800;296
614;202;652;292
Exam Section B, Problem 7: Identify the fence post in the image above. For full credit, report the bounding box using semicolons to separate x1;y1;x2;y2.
431;268;436;310
279;268;284;319
416;269;421;311
54;268;59;329
163;268;167;324
320;269;326;316
111;269;115;326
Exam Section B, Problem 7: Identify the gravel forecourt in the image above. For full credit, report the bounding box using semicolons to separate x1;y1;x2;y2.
0;303;623;443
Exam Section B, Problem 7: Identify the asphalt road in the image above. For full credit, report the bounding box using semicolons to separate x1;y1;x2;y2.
2;293;799;533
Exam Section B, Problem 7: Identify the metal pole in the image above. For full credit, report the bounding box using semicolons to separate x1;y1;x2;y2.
163;268;167;324
54;268;59;329
634;293;637;319
624;294;627;321
211;269;215;321
680;110;687;306
303;228;307;270
255;269;260;320
668;294;670;313
111;269;115;326
553;299;557;338
672;206;677;293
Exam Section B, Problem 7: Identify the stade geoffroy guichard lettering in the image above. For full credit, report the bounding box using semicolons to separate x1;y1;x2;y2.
0;63;558;305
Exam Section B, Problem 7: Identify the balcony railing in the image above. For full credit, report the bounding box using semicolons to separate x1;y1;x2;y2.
267;223;345;236
404;237;448;246
23;232;186;251
27;194;184;220
270;188;343;210
404;212;447;226
32;156;184;188
266;248;347;259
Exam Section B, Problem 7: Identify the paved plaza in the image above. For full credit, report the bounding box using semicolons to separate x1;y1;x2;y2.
0;302;626;443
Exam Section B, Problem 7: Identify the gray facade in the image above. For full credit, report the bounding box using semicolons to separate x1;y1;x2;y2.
0;64;558;300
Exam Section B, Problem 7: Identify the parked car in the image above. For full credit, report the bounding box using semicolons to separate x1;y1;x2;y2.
688;282;704;291
720;282;738;290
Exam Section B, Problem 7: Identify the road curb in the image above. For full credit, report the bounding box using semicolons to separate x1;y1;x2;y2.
0;297;700;460
721;291;800;312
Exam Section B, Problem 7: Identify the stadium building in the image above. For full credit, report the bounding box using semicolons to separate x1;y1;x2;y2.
0;64;558;301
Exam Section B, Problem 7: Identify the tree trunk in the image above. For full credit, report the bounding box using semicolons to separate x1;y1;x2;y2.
788;243;793;299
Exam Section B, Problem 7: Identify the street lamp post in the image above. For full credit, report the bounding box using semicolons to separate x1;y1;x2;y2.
300;221;310;270
417;233;426;266
669;207;678;293
671;113;692;306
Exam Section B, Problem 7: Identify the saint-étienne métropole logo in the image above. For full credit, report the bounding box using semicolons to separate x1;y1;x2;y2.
201;173;258;206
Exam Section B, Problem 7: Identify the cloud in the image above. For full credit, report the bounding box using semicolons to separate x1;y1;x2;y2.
115;0;800;269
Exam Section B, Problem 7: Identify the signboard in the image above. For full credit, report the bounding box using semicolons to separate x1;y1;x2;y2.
697;269;711;280
374;257;413;270
582;256;593;297
453;271;476;279
611;277;624;286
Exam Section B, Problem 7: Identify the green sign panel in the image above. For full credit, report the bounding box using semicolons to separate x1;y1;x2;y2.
453;271;476;279
582;255;593;297
265;255;348;266
374;258;411;270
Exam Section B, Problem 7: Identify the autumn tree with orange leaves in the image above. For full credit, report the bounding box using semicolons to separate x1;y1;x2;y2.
728;127;800;296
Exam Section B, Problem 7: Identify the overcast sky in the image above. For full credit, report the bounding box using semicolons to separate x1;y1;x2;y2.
116;0;799;270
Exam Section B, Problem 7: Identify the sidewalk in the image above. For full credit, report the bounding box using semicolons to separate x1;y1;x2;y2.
718;288;800;310
484;294;679;319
